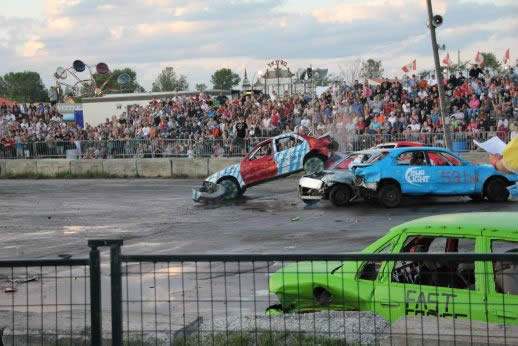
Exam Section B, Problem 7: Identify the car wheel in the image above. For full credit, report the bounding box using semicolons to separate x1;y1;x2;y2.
304;156;325;174
329;185;351;207
485;178;509;202
219;178;241;200
378;183;401;208
302;199;319;205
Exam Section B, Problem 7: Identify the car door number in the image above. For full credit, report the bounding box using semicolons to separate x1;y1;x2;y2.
440;171;479;184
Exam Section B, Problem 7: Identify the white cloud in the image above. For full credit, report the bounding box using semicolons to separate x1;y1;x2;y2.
0;0;516;91
45;17;74;31
97;4;118;11
43;0;80;17
110;26;125;40
17;38;45;57
136;21;199;36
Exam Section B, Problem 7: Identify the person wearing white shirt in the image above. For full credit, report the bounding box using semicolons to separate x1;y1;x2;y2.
408;119;421;132
142;125;150;137
418;89;429;98
388;112;398;126
497;118;509;129
402;101;411;115
300;116;311;129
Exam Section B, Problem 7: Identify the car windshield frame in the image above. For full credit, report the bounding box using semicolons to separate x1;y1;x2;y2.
331;150;387;169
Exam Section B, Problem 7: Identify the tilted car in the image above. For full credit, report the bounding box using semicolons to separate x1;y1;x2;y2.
267;212;518;325
192;132;338;202
298;149;390;206
353;146;518;208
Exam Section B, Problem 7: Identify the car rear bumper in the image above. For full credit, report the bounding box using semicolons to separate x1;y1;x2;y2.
192;181;225;203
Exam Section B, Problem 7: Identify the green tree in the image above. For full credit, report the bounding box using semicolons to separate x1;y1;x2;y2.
1;71;48;102
211;68;240;90
359;59;384;79
480;52;502;71
195;83;208;92
445;60;471;76
151;67;188;92
89;67;143;95
313;71;331;87
0;76;6;96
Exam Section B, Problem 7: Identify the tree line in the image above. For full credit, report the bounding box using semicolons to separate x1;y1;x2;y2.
0;51;508;103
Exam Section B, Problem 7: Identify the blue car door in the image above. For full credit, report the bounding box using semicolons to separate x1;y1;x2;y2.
426;150;476;195
273;135;308;175
393;150;432;195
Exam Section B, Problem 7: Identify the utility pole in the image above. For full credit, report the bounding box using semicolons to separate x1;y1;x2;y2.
426;0;452;150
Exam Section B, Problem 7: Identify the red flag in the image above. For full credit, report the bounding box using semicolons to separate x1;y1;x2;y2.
402;60;416;73
503;48;510;65
474;51;484;67
442;53;452;67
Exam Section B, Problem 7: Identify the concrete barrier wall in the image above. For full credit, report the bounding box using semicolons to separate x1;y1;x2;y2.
70;160;103;175
0;160;6;177
0;151;492;179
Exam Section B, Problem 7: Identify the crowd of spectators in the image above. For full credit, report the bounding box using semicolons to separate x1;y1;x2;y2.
1;65;517;159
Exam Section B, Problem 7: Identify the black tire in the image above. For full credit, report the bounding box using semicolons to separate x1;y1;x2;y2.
302;199;319;206
485;178;509;202
219;178;241;200
304;156;325;174
329;184;352;207
378;183;401;208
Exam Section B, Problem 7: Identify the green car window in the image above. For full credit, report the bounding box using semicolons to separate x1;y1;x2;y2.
491;240;518;295
358;241;393;281
391;236;476;290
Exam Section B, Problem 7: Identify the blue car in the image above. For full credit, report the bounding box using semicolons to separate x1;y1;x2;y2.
353;147;518;208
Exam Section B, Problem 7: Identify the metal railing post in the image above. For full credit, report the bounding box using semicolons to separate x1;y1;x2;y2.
110;240;124;346
88;241;102;346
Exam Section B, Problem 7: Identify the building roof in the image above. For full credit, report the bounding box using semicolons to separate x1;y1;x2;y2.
263;69;295;79
81;89;231;104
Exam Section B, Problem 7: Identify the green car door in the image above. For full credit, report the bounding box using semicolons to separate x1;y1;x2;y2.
373;231;487;323
484;236;518;324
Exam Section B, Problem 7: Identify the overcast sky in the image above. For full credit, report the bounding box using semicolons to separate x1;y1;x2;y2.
1;0;516;91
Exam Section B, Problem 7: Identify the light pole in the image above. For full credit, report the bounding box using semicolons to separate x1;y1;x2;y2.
426;0;452;150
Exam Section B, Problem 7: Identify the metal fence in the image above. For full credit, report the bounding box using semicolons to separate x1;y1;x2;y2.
337;131;512;152
0;131;512;159
1;241;517;345
114;250;518;345
0;258;92;345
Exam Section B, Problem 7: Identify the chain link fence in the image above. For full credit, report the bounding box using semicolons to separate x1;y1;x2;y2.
0;132;512;160
1;240;517;345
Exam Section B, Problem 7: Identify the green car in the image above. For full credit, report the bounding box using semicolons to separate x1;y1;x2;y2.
268;212;518;324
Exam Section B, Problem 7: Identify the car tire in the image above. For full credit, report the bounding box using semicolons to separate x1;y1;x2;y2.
378;183;401;208
485;178;509;202
329;185;352;207
304;156;325;174
219;178;241;200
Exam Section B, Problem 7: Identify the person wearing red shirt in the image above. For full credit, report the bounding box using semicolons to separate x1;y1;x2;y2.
271;111;279;128
356;117;366;134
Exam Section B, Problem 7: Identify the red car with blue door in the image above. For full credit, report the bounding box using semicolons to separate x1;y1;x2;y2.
193;133;337;202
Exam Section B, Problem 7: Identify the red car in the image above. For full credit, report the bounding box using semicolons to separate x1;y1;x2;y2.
193;132;338;201
374;141;423;149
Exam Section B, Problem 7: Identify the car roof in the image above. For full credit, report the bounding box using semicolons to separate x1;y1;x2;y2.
389;146;454;156
354;149;390;155
389;212;518;237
